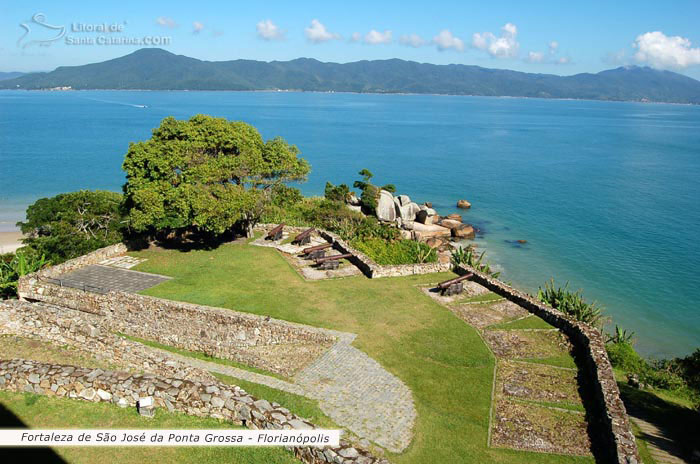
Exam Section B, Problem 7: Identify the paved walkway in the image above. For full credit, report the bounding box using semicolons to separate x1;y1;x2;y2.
148;333;415;452
54;264;170;294
627;408;690;464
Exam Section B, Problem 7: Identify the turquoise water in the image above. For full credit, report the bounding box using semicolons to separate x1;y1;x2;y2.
1;90;699;357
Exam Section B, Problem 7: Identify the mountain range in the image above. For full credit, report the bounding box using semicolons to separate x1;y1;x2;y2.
2;48;700;104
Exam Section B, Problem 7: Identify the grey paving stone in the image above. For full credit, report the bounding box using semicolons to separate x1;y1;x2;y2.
54;265;170;294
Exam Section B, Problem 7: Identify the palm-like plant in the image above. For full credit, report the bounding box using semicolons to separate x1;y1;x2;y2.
0;252;47;299
537;279;605;328
606;325;635;345
450;246;500;278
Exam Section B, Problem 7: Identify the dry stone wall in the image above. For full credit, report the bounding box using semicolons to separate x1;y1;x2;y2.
18;246;336;378
455;264;639;464
0;359;386;464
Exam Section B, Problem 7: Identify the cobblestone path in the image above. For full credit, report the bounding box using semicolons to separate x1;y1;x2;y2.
627;407;690;464
149;332;415;452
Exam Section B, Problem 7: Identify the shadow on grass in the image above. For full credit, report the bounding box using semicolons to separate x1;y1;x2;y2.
126;230;245;253
618;382;700;462
0;402;68;462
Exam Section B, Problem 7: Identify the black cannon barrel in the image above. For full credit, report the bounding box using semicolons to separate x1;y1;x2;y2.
438;273;473;289
314;253;353;264
265;223;285;238
302;243;332;254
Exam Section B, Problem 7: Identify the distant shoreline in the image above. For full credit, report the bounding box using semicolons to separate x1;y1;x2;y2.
1;88;697;107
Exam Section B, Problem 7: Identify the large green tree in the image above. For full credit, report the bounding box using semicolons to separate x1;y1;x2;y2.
122;115;310;237
17;190;124;264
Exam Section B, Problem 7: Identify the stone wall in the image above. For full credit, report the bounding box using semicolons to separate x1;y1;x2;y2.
0;358;386;464
37;243;128;279
255;224;451;278
454;264;639;464
18;245;336;378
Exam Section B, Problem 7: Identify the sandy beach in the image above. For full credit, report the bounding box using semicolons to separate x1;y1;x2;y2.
0;231;24;254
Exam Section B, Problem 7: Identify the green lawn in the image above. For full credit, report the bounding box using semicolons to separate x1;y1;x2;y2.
0;391;297;464
131;242;593;464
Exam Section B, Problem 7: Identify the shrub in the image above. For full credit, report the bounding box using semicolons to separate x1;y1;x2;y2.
537;279;605;328
606;341;645;372
324;182;351;203
350;238;436;265
0;250;48;299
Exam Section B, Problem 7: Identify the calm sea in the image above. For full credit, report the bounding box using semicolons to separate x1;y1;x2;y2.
1;90;699;357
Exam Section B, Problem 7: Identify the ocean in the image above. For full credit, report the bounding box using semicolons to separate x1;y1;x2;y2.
1;90;698;358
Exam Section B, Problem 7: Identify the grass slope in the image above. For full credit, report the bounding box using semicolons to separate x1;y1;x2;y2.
132;243;592;464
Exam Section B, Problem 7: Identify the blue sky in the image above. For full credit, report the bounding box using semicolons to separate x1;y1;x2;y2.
3;1;700;79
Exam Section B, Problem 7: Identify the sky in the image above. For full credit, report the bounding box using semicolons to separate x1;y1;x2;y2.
2;0;700;80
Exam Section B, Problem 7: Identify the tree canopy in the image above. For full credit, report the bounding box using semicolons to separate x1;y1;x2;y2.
122;115;310;236
17;190;124;263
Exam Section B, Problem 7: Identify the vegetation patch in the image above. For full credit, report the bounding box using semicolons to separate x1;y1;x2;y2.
350;237;436;265
488;315;556;331
482;329;573;360
496;360;582;405
491;398;591;456
447;301;530;329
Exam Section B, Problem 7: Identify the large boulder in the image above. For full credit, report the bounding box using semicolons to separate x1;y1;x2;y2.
439;219;463;230
412;222;451;241
457;199;471;209
397;194;411;206
347;204;363;213
446;213;462;222
415;210;428;224
395;201;421;221
452;224;475;239
347;192;361;206
376;189;396;222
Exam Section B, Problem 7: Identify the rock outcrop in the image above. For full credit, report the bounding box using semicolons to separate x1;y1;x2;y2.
411;223;451;241
457;199;471;209
376;190;396;222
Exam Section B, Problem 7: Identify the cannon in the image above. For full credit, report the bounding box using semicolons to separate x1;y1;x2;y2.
265;223;285;241
314;253;353;270
292;227;315;245
437;273;473;296
302;243;332;259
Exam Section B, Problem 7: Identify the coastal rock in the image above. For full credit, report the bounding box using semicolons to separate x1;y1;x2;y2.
457;199;471;209
395;201;421;221
399;230;412;240
425;237;447;249
347;192;361;206
415;210;429;224
397;195;411;206
452;224;475;239
446;214;462;222
439;219;463;230
517;239;527;244
412;222;451;241
376;189;396;222
424;202;433;208
426;208;437;216
347;204;363;213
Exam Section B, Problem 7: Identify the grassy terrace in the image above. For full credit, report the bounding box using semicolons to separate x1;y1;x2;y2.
131;241;593;464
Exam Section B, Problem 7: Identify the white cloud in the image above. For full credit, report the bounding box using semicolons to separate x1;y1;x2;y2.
433;29;464;52
256;19;285;41
304;19;340;43
526;40;571;65
400;34;426;48
364;29;392;45
633;31;700;69
526;51;544;63
192;21;204;34
155;17;177;29
472;22;519;58
350;32;362;43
